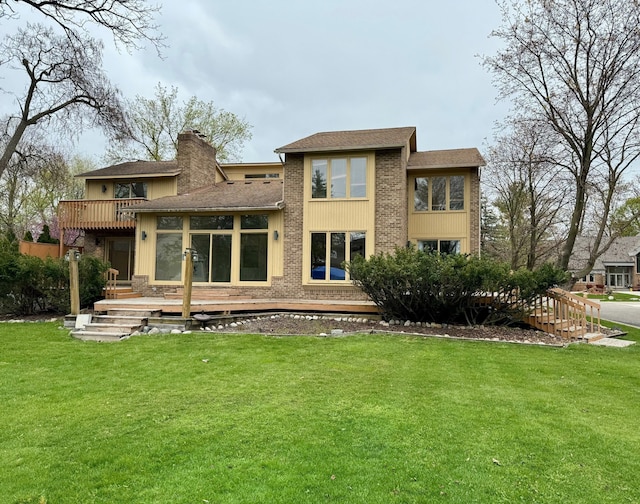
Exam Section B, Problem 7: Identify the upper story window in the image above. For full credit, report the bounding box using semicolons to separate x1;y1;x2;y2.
115;181;147;199
245;173;280;179
311;157;367;199
414;175;465;211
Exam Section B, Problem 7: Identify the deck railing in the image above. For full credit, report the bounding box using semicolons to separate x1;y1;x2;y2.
58;198;146;230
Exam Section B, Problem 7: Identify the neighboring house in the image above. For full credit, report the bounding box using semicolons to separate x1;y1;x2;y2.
58;127;484;302
570;235;640;291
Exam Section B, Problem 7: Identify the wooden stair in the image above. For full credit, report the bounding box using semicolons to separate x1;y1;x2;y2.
70;309;159;342
527;288;604;342
104;268;142;300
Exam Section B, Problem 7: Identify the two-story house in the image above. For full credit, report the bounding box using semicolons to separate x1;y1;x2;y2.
59;127;484;306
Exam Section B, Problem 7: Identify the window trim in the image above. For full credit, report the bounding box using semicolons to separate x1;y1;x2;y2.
309;155;369;200
309;230;367;283
412;174;466;212
417;239;462;255
153;213;274;285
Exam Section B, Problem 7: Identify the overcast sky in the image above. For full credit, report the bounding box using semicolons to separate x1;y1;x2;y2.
9;0;510;164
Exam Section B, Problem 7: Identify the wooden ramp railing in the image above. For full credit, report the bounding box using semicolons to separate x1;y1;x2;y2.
527;288;601;339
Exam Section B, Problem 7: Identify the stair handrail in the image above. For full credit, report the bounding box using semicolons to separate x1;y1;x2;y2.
105;268;119;299
528;288;601;338
548;288;601;334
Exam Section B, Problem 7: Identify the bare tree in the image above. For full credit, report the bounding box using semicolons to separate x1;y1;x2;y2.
0;0;162;52
483;0;640;273
485;118;568;270
105;83;253;163
0;130;84;239
0;24;127;181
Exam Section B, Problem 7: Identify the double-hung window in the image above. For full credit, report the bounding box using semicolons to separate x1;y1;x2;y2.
311;157;367;199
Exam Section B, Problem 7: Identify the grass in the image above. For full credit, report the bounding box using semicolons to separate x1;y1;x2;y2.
582;291;640;302
1;322;639;503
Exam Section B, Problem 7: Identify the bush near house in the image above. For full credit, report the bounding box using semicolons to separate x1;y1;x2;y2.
0;238;109;315
347;247;567;325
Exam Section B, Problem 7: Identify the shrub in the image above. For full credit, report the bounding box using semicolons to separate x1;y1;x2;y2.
0;245;109;315
346;247;568;326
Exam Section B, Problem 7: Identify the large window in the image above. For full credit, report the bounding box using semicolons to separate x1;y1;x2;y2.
115;181;147;199
188;214;269;283
414;175;465;211
311;157;367;199
155;216;183;281
240;215;268;281
418;239;461;255
310;231;366;281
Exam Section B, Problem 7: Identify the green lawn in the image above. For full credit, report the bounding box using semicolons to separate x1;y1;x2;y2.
1;322;639;504
583;291;640;302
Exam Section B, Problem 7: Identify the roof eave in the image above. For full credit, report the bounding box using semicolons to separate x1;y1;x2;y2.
407;162;485;170
275;144;407;154
133;202;285;214
78;171;181;180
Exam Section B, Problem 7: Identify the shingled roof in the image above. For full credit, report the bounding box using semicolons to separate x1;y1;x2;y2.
408;148;485;169
77;160;180;179
569;235;640;272
133;180;284;213
275;127;417;154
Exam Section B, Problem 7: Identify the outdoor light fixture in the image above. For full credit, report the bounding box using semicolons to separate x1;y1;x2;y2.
64;250;81;262
141;231;147;240
101;184;107;193
183;248;198;262
273;230;279;240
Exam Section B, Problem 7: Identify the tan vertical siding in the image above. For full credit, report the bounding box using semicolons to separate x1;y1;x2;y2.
406;169;476;254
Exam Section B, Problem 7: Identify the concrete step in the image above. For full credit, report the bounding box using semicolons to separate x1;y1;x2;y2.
582;332;606;343
82;322;143;334
71;330;130;342
91;315;148;325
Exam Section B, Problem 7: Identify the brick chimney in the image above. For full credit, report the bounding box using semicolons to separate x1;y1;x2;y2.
176;130;218;194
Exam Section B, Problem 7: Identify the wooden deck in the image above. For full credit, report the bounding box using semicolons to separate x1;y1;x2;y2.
93;296;379;316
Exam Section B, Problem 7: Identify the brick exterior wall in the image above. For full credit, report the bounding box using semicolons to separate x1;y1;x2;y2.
265;150;406;302
469;166;481;255
375;149;408;252
278;153;305;299
176;131;218;195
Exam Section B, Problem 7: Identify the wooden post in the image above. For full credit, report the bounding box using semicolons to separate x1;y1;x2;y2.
182;249;195;319
68;250;80;315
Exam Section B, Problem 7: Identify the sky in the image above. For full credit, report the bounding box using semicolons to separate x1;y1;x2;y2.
4;0;509;165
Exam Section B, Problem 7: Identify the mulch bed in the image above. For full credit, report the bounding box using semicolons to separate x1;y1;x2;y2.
199;313;576;346
3;312;612;346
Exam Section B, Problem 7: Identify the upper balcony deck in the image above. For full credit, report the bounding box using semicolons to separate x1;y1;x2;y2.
58;198;146;230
